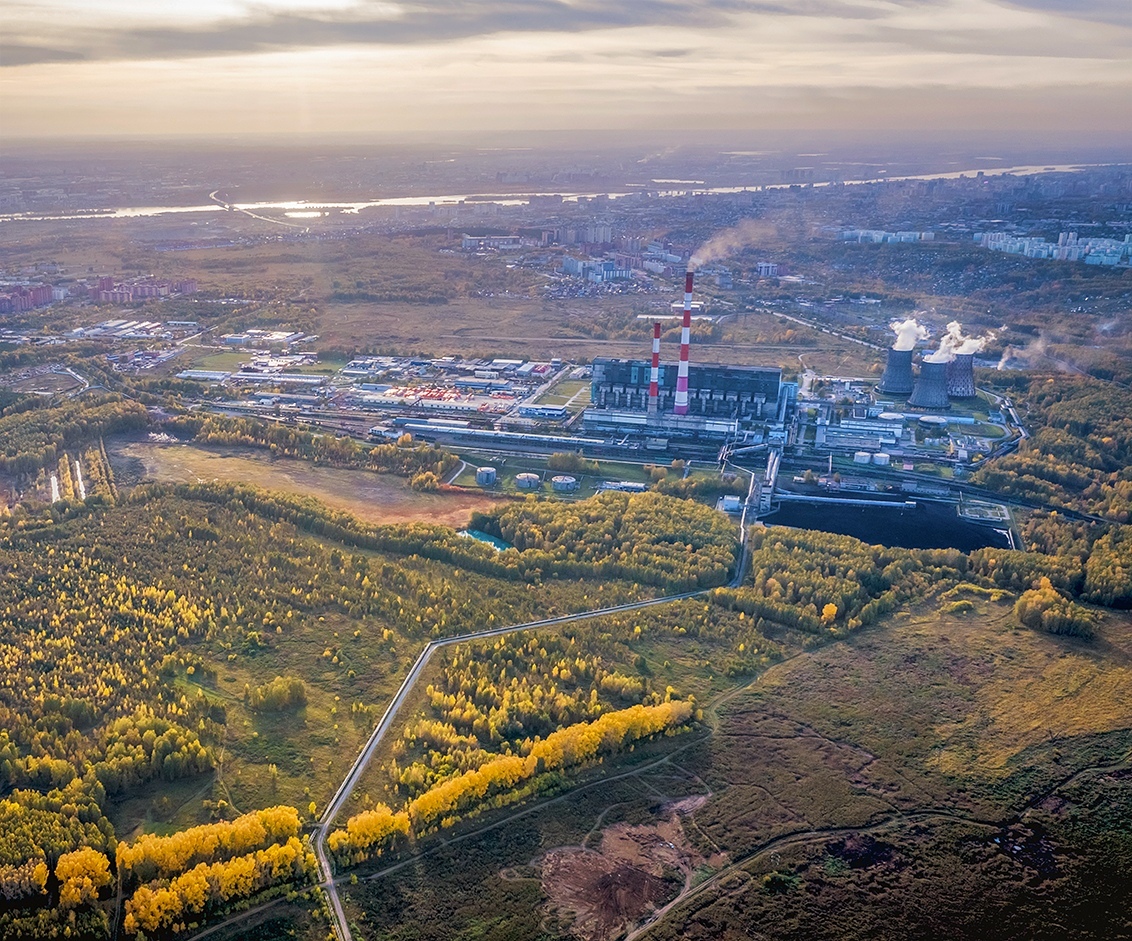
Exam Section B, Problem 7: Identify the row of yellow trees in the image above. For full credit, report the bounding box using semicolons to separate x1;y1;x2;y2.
329;700;694;866
116;805;301;885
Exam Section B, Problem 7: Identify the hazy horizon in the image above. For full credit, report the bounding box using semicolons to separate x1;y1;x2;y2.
3;0;1130;141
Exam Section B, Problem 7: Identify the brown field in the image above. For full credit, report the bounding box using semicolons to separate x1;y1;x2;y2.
107;439;501;528
638;599;1132;941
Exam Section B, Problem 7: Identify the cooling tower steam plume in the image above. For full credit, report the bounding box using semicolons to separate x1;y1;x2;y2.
939;320;994;357
890;318;930;351
689;219;775;270
923;344;953;364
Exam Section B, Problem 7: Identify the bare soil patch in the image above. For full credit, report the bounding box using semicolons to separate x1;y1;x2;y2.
539;804;707;941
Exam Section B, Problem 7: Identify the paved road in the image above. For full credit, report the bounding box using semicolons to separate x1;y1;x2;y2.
311;586;733;941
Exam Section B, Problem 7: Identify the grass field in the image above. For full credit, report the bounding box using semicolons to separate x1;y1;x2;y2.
535;379;592;410
107;438;501;528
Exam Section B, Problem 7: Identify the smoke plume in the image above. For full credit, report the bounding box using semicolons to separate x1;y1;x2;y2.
689;219;775;270
890;317;929;351
998;335;1050;370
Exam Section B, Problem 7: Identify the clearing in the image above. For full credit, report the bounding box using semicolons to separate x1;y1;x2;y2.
107;439;501;527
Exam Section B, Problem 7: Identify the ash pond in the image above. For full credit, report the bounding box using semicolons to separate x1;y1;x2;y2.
766;495;1012;552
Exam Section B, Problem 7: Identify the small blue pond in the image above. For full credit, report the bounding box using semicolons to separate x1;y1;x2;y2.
458;529;513;551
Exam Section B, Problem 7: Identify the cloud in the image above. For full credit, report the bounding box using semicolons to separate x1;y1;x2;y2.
0;43;85;66
1002;0;1132;28
0;0;904;66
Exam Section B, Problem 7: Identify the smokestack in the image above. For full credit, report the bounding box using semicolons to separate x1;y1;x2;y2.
908;359;951;409
878;348;915;395
648;321;661;415
946;353;976;398
673;270;693;416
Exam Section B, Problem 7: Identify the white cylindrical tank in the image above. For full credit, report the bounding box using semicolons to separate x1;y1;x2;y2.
873;452;891;466
854;451;872;464
515;473;541;490
551;475;578;492
475;466;497;486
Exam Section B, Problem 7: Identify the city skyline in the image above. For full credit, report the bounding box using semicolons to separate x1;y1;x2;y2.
2;0;1130;140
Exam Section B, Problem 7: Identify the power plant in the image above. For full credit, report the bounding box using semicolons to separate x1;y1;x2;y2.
583;270;790;442
946;353;977;398
908;359;951;410
878;348;915;395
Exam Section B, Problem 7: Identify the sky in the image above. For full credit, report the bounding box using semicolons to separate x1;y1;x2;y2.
1;0;1130;140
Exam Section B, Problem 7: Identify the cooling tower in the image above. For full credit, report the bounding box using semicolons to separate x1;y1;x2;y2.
908;360;951;409
878;348;914;396
946;353;976;398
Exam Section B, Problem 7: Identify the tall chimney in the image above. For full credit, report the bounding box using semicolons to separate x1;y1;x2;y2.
673;270;693;415
648;321;661;415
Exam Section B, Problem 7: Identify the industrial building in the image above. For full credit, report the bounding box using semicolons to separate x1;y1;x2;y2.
582;271;789;441
588;359;781;419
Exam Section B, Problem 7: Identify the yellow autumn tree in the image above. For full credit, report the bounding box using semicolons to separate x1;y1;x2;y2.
56;846;112;908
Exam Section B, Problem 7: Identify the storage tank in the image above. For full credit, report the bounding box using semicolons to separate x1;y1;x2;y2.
908;359;951;409
551;475;578;492
515;472;541;490
475;466;497;486
872;452;891;466
854;451;872;464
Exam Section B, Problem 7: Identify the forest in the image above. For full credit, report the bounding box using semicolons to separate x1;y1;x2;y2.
1;465;1128;938
972;376;1132;522
0;481;744;939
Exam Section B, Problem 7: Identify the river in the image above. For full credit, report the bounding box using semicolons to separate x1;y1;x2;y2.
0;163;1111;224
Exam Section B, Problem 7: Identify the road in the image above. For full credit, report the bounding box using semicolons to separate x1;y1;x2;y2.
311;571;751;941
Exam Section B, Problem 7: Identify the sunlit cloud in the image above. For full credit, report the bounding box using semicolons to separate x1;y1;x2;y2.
1;0;1129;137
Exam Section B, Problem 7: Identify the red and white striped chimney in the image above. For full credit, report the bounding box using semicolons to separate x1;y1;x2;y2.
673;270;693;415
648;321;661;414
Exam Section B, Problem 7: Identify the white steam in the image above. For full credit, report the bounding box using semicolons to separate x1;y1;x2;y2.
890;317;930;351
689;219;774;270
925;321;996;363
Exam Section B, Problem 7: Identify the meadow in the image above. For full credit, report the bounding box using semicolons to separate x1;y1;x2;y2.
108;439;501;528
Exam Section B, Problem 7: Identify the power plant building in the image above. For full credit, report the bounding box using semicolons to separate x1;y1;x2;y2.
589;359;780;418
582;270;788;442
